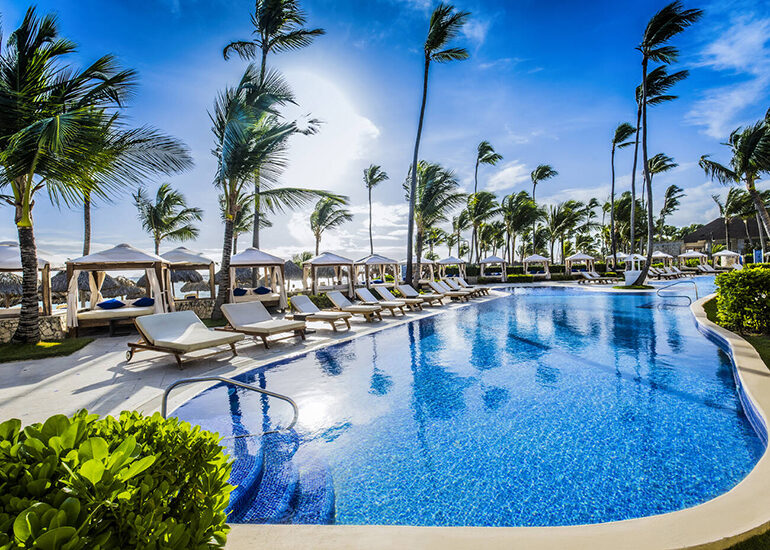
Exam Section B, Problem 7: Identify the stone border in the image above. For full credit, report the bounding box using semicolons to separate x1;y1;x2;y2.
223;291;770;550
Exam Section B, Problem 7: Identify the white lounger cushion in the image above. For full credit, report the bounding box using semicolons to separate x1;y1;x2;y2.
136;311;244;353
355;288;403;308
221;302;304;335
291;294;351;320
77;306;155;321
373;285;423;303
327;291;381;312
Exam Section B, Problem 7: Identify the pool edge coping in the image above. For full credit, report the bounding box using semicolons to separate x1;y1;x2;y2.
223;289;770;550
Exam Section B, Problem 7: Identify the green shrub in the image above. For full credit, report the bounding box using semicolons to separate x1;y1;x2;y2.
289;293;333;309
548;273;574;281
507;274;534;283
549;264;565;274
685;258;700;267
477;276;503;284
716;267;770;334
507;266;524;275
0;410;232;549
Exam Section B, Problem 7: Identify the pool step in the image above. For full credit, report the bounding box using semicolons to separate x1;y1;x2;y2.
224;423;264;517
291;460;336;524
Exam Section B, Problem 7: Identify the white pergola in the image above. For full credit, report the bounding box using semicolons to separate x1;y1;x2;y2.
605;252;629;268
303;252;355;298
355;254;399;288
678;249;707;267
0;242;52;315
624;253;648;271
713;249;741;268
565;252;595;273
229;248;288;309
399;257;436;282
436;256;467;279
651;250;674;267
523;254;551;279
479;255;506;282
161;246;216;299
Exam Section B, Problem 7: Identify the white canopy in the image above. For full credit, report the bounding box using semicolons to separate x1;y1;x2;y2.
355;254;399;288
399;256;435;265
70;243;168;266
651;250;673;259
161;246;214;266
437;256;465;265
0;242;49;270
303;252;355;297
606;253;629;262
355;254;398;266
480;255;505;264
304;252;354;266
713;250;740;257
625;253;647;261
566;252;594;262
678;249;707;258
523;254;549;263
523;254;550;279
231;247;284;266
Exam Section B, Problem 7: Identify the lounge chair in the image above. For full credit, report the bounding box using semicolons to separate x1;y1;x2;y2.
355;288;406;316
669;266;691;278
428;280;470;301
699;264;718;274
443;278;483;297
127;310;244;369
221;302;306;349
396;284;444;306
454;276;490;295
589;271;619;283
290;294;352;332
373;285;423;311
578;272;600;284
327;291;383;322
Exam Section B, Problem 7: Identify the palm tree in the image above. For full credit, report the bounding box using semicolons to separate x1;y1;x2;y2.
405;3;469;285
134;184;202;254
711;188;745;251
0;8;162;342
656;184;685;239
425;227;448;258
501;191;538;263
223;0;325;83
530;164;558;253
700;119;770;240
404;161;465;278
473;141;503;193
629;64;689;254
310;197;352;255
466;191;500;262
363;164;389;254
610;123;636;267
642;152;677;211
219;192;263;254
633;1;702;284
451;211;471;259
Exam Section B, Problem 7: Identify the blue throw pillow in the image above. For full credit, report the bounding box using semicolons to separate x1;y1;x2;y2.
132;297;154;307
97;299;125;310
254;286;271;295
233;287;248;296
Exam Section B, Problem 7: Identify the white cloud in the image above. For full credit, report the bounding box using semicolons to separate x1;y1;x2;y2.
462;19;490;49
666;181;723;227
687;16;770;137
485;161;530;192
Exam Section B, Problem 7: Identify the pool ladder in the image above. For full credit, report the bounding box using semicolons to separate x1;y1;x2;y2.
656;280;699;305
161;376;299;437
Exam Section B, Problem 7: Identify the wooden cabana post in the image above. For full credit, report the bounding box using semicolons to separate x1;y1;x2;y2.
303;252;356;298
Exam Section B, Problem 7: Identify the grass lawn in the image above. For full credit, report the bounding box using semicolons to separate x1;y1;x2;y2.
612;285;655;290
0;337;94;363
202;318;227;328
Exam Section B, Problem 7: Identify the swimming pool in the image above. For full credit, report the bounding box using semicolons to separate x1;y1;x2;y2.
174;277;764;527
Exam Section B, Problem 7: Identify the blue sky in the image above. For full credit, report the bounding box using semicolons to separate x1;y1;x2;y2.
0;0;768;263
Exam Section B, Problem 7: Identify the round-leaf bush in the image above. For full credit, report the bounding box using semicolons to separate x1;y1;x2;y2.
716;266;770;334
0;410;233;549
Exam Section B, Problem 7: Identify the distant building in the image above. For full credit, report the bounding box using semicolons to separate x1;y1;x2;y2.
682;217;763;253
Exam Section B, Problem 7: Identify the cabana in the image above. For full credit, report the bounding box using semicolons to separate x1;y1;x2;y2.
678;249;707;268
624;253;648;271
0;242;52;316
436;256;467;279
399;257;436;282
229;248;288;309
651;250;674;267
713;249;741;269
65;243;172;332
303;252;355;298
605;252;629;268
523;254;551;279
355;254;400;289
161;247;216;299
565;252;595;274
479;255;506;282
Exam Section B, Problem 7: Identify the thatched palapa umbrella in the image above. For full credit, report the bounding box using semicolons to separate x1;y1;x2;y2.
0;273;23;308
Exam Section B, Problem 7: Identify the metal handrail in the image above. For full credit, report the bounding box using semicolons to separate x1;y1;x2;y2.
656;279;699;305
161;376;299;435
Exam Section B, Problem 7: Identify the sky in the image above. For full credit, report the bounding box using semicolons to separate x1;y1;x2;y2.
0;0;768;264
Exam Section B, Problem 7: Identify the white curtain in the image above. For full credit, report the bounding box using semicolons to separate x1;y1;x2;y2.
229;266;236;302
66;269;81;328
274;266;288;309
145;268;165;313
88;272;105;309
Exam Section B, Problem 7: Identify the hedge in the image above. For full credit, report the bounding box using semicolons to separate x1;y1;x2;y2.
507;274;534;283
289;293;333;309
716;267;770;334
0;411;232;549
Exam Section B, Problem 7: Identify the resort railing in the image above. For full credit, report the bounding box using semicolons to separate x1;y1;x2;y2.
161;376;299;435
656;280;699;305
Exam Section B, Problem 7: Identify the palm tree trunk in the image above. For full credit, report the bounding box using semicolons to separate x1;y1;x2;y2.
757;212;767;253
473;159;479;194
634;57;653;286
368;187;374;255
12;225;41;343
747;179;770;241
532;183;537;254
724;219;730;250
83;193;91;256
630;104;642;254
743;219;753;248
213;216;235;320
233;233;239;255
610;146;618;269
415;228;424;282
252;176;261;250
315;235;320;256
154;238;160;255
406;57;430;286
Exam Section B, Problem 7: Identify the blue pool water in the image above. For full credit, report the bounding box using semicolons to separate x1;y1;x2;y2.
174;276;764;527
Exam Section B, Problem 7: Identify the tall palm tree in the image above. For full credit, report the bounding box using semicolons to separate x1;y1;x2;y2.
451;211;471;259
405;3;469;285
363;164;389;254
633;1;702;284
642;152;677;212
700;119;770;240
529;164;558;253
466;191;500;262
425;227;448;258
0;8;164;342
710;189;743;251
656;184;685;239
310;196;352;255
404;161;465;278
473;141;503;193
610;123;636;267
501;191;538;263
629;64;689;253
133;183;203;254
